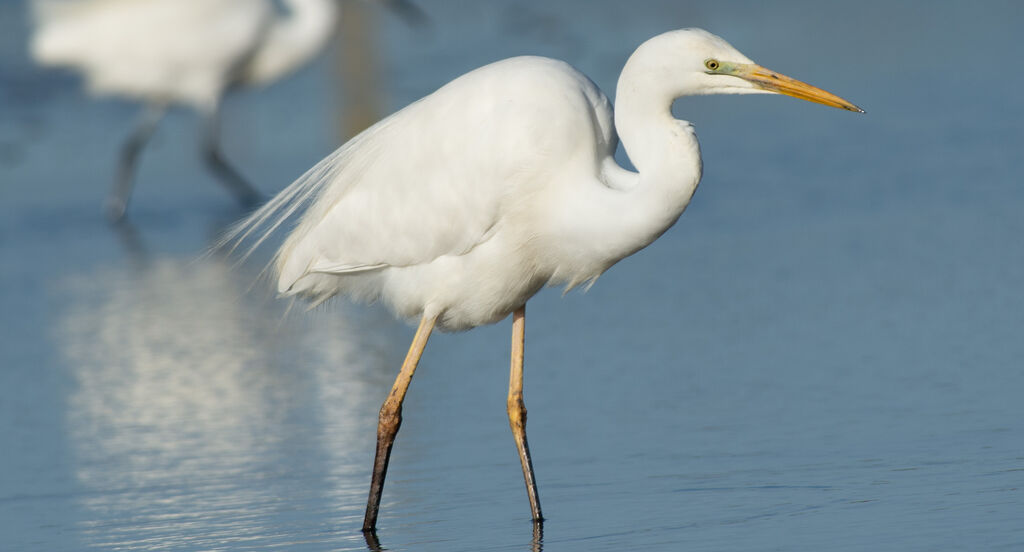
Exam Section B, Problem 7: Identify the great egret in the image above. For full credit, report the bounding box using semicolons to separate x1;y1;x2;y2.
224;28;861;531
29;0;422;221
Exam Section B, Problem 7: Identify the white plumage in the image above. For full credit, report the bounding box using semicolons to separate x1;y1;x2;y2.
249;56;631;330
230;29;859;331
223;28;862;531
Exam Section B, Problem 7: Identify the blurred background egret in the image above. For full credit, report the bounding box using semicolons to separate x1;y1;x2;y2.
1;1;1023;551
28;0;422;221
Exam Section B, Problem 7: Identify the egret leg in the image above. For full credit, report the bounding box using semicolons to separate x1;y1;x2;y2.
508;306;544;523
201;107;262;209
108;104;166;221
363;314;436;532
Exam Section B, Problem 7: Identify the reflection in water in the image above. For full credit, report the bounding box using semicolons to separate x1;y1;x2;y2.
363;521;543;552
55;252;402;548
110;220;149;267
363;528;382;551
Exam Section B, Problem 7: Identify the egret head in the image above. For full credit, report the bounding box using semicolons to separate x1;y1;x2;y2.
631;28;863;112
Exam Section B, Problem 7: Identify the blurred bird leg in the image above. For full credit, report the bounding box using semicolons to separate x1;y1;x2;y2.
108;103;166;221
201;104;263;209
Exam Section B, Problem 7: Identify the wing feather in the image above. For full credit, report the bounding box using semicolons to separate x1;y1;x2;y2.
216;106;409;269
219;79;509;297
220;55;606;301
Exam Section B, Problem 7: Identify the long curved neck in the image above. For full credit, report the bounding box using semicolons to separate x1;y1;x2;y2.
545;56;703;289
613;56;702;188
244;0;338;85
595;54;703;256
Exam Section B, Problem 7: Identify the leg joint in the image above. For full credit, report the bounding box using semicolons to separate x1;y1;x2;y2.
507;395;527;428
377;401;403;434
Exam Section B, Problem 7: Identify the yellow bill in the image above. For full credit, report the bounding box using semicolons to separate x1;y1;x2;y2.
729;63;864;113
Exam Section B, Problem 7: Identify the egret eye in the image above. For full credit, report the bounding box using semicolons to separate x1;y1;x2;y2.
704;59;720;71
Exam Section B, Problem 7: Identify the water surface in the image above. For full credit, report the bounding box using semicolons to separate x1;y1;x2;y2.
2;1;1023;550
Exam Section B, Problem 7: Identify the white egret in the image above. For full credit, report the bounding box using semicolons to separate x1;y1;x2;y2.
29;0;422;221
224;28;861;531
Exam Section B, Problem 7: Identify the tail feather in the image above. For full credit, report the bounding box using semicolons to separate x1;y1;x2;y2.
214;110;406;289
218;145;346;263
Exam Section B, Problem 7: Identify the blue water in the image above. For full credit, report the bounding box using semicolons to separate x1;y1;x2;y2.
2;1;1023;550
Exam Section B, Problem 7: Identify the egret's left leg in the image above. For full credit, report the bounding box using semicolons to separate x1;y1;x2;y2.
508;306;544;522
363;314;436;532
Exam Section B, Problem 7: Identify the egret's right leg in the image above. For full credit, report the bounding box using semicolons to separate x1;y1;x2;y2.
508;306;543;523
108;104;166;221
363;314;436;532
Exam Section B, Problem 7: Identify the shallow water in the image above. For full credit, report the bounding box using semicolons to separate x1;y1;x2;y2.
2;1;1023;550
